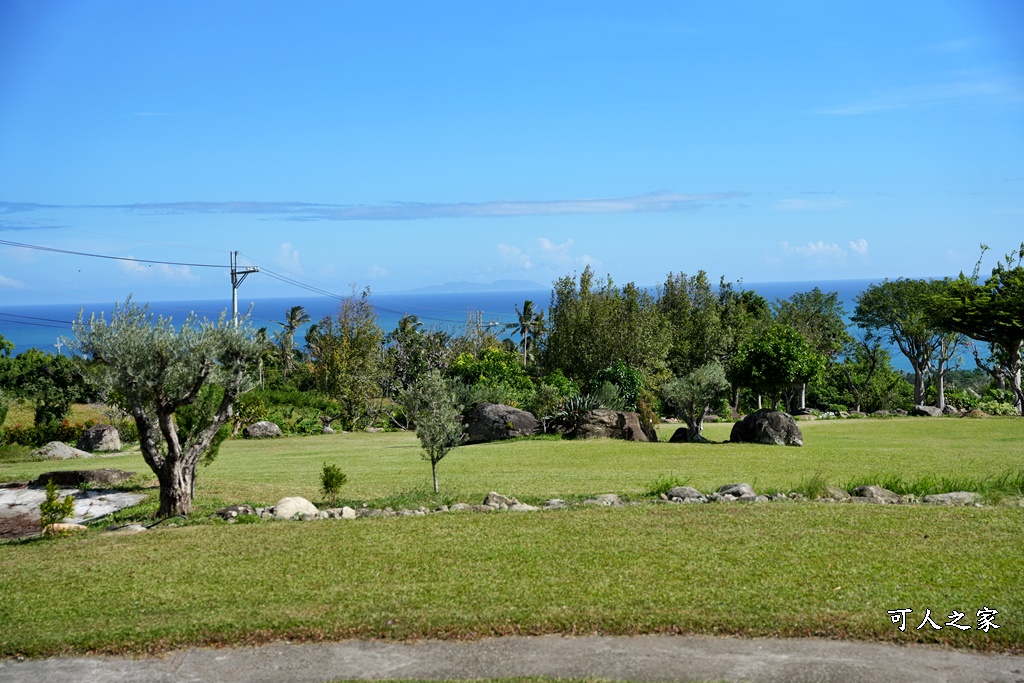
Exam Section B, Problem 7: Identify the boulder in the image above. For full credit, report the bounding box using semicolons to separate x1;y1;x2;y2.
30;442;94;460
668;427;690;443
322;426;336;435
272;497;318;519
729;410;803;447
582;493;623;506
76;424;122;453
922;491;982;506
483;491;519;509
851;485;901;504
243;421;283;439
33;469;136;488
665;486;705;503
820;486;851;502
941;405;959;415
912;405;943;418
463;403;540;444
717;483;757;502
575;409;649;442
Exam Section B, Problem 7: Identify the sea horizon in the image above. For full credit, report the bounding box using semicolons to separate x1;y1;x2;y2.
0;277;941;372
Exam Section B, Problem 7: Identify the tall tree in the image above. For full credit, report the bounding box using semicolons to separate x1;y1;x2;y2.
504;300;546;366
306;289;386;428
545;266;670;384
774;287;850;409
852;278;964;408
70;300;262;516
732;323;825;411
274;305;311;379
929;244;1024;413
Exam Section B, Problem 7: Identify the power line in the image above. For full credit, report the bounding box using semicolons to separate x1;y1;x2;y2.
0;239;229;268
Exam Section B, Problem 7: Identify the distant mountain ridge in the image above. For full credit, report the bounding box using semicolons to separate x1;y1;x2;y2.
399;279;546;294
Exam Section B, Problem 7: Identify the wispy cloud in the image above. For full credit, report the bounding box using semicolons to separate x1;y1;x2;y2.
119;257;198;282
774;239;870;265
0;191;749;222
498;237;601;273
276;242;302;272
775;198;854;211
819;79;1024;116
0;273;26;289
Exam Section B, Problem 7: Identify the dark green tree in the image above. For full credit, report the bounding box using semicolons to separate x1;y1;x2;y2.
306;288;386;428
852;278;964;408
732;323;825;411
774;287;851;410
928;244;1024;413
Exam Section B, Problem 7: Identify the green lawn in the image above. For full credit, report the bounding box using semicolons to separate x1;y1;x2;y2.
1;416;1022;657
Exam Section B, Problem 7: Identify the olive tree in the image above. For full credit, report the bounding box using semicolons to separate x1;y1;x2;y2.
401;370;464;493
661;362;730;442
70;300;263;516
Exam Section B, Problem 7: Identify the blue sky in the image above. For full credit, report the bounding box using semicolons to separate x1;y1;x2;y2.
1;0;1022;306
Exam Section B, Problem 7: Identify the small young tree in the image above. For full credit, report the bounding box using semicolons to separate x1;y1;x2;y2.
661;362;730;442
402;370;464;493
70;299;263;516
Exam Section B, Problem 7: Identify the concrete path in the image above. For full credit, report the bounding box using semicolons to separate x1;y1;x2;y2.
2;635;1022;683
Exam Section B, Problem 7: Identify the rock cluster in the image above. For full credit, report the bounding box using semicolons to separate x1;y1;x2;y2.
660;482;987;507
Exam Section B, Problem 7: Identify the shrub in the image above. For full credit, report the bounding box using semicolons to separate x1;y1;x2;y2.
645;474;691;497
0;419;96;447
978;400;1019;417
40;479;76;529
320;462;348;505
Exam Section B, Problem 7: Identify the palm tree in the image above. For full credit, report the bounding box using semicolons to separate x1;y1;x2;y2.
275;305;311;378
504;300;545;365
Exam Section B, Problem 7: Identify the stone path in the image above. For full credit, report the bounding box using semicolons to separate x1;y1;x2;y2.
2;635;1022;683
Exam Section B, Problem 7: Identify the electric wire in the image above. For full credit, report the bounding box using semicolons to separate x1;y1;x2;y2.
0;239;229;268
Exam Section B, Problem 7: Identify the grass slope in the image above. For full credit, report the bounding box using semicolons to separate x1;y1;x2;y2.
1;416;1022;657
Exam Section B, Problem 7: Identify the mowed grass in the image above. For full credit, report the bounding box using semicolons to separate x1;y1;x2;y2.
0;416;1022;656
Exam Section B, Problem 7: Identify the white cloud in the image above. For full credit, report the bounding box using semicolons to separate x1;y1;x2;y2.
0;273;25;289
277;242;302;272
367;264;389;279
118;257;197;281
499;237;601;273
777;239;869;265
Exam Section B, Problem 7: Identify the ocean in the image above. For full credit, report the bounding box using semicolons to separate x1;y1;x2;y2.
0;279;922;369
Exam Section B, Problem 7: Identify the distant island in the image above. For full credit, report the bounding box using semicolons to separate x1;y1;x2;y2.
399;279;546;294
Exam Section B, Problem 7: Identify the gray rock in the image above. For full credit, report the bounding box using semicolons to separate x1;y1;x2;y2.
448;503;472;512
463;403;541;444
33;469;136;488
211;504;256;520
76;424;122;453
912;405;943;417
718;483;757;499
322;426;336;435
243;421;283;438
729;410;803;447
942;405;959;415
575;409;649;442
754;495;770;503
483;491;518;509
665;486;704;501
820;486;851;502
509;502;539;512
272;496;319;519
543;499;567;509
922;491;982;506
851;485;901;504
340;506;356;519
30;441;94;460
583;493;623;506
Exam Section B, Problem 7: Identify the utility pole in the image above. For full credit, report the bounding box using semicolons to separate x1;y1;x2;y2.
230;251;259;327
